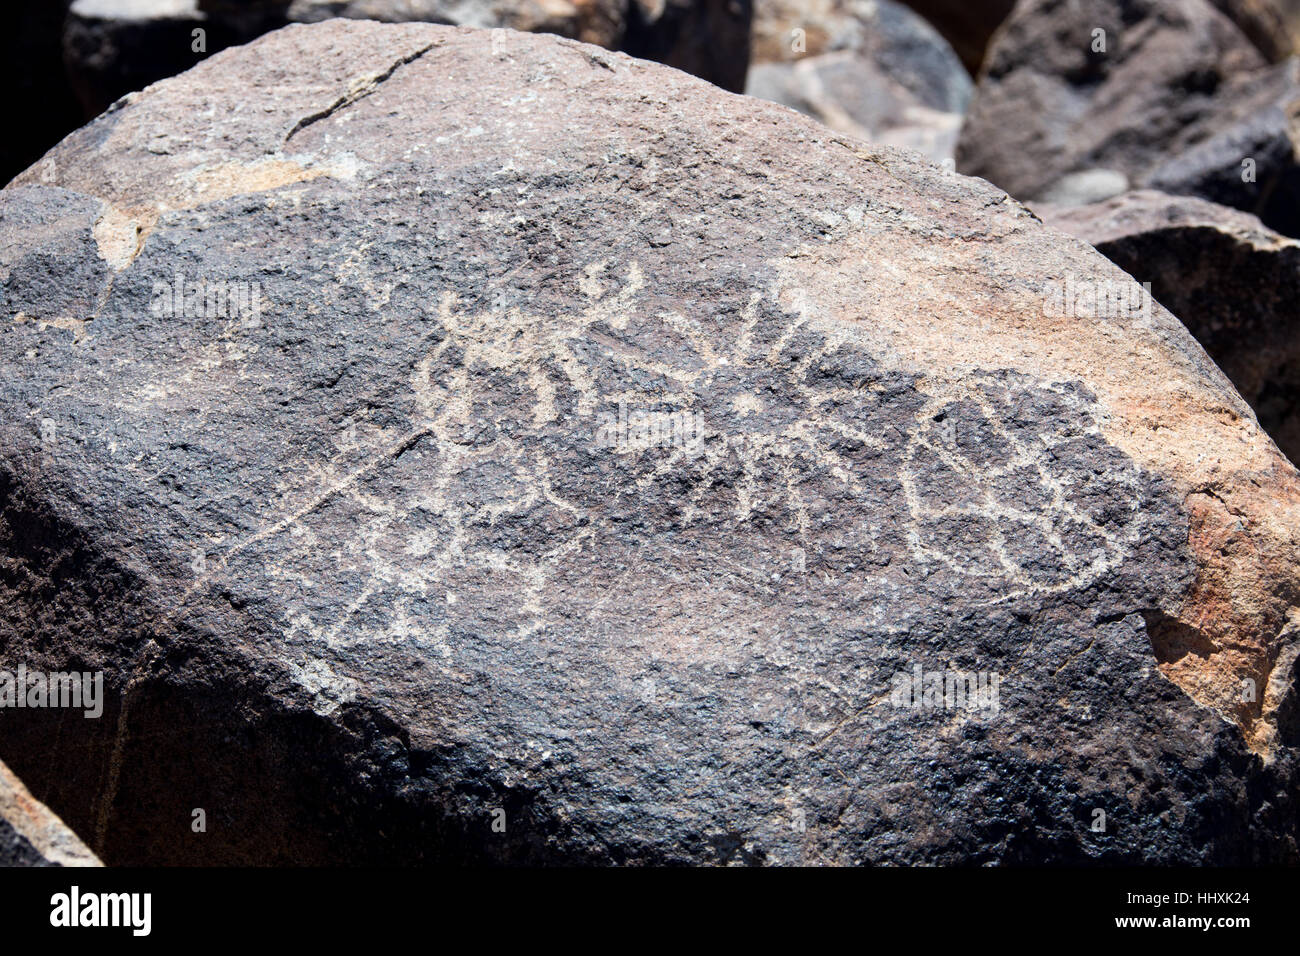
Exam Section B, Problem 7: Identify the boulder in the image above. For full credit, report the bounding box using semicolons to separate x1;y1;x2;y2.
746;0;971;163
63;0;750;124
955;0;1275;210
1144;60;1300;238
0;759;101;866
3;20;1299;864
1038;190;1300;465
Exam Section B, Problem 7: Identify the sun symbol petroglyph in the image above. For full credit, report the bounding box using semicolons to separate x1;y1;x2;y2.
235;264;1148;649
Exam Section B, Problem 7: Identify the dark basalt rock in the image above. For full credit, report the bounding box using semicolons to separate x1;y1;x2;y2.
960;0;1300;236
1;21;1298;865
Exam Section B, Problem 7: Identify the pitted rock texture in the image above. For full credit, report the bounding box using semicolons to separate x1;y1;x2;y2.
955;0;1300;227
1;20;1298;865
1038;190;1300;466
0;758;101;867
64;0;751;127
746;0;971;162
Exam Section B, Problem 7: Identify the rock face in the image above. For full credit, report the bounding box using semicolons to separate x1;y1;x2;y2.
955;0;1300;234
746;0;971;163
1038;191;1300;465
0;759;101;867
2;20;1299;865
63;0;751;123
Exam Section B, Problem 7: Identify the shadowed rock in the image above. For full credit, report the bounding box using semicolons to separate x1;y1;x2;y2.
64;0;233;120
1038;190;1300;465
0;1;82;185
896;0;1015;75
2;20;1299;864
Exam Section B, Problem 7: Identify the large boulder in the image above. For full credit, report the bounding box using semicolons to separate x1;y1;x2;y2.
2;20;1298;865
1037;190;1300;465
955;0;1300;227
64;0;751;124
1;758;101;866
746;0;971;163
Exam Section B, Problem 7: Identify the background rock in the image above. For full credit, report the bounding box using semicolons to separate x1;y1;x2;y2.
64;0;235;120
3;21;1299;865
746;0;970;161
285;0;626;46
896;0;1015;74
0;758;101;867
1038;190;1300;465
1209;0;1300;60
1144;60;1300;237
0;1;83;186
956;0;1268;207
620;0;754;94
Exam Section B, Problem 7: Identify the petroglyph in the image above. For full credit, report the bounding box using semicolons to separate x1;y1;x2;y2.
222;262;1158;650
900;373;1154;604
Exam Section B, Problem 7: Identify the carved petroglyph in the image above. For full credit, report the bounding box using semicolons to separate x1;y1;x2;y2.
193;261;1150;652
900;375;1150;604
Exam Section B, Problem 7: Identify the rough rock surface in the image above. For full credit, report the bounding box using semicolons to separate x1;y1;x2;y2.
956;0;1282;213
1038;190;1300;465
1143;60;1300;237
746;0;970;162
0;759;101;866
2;21;1299;865
66;0;751;115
